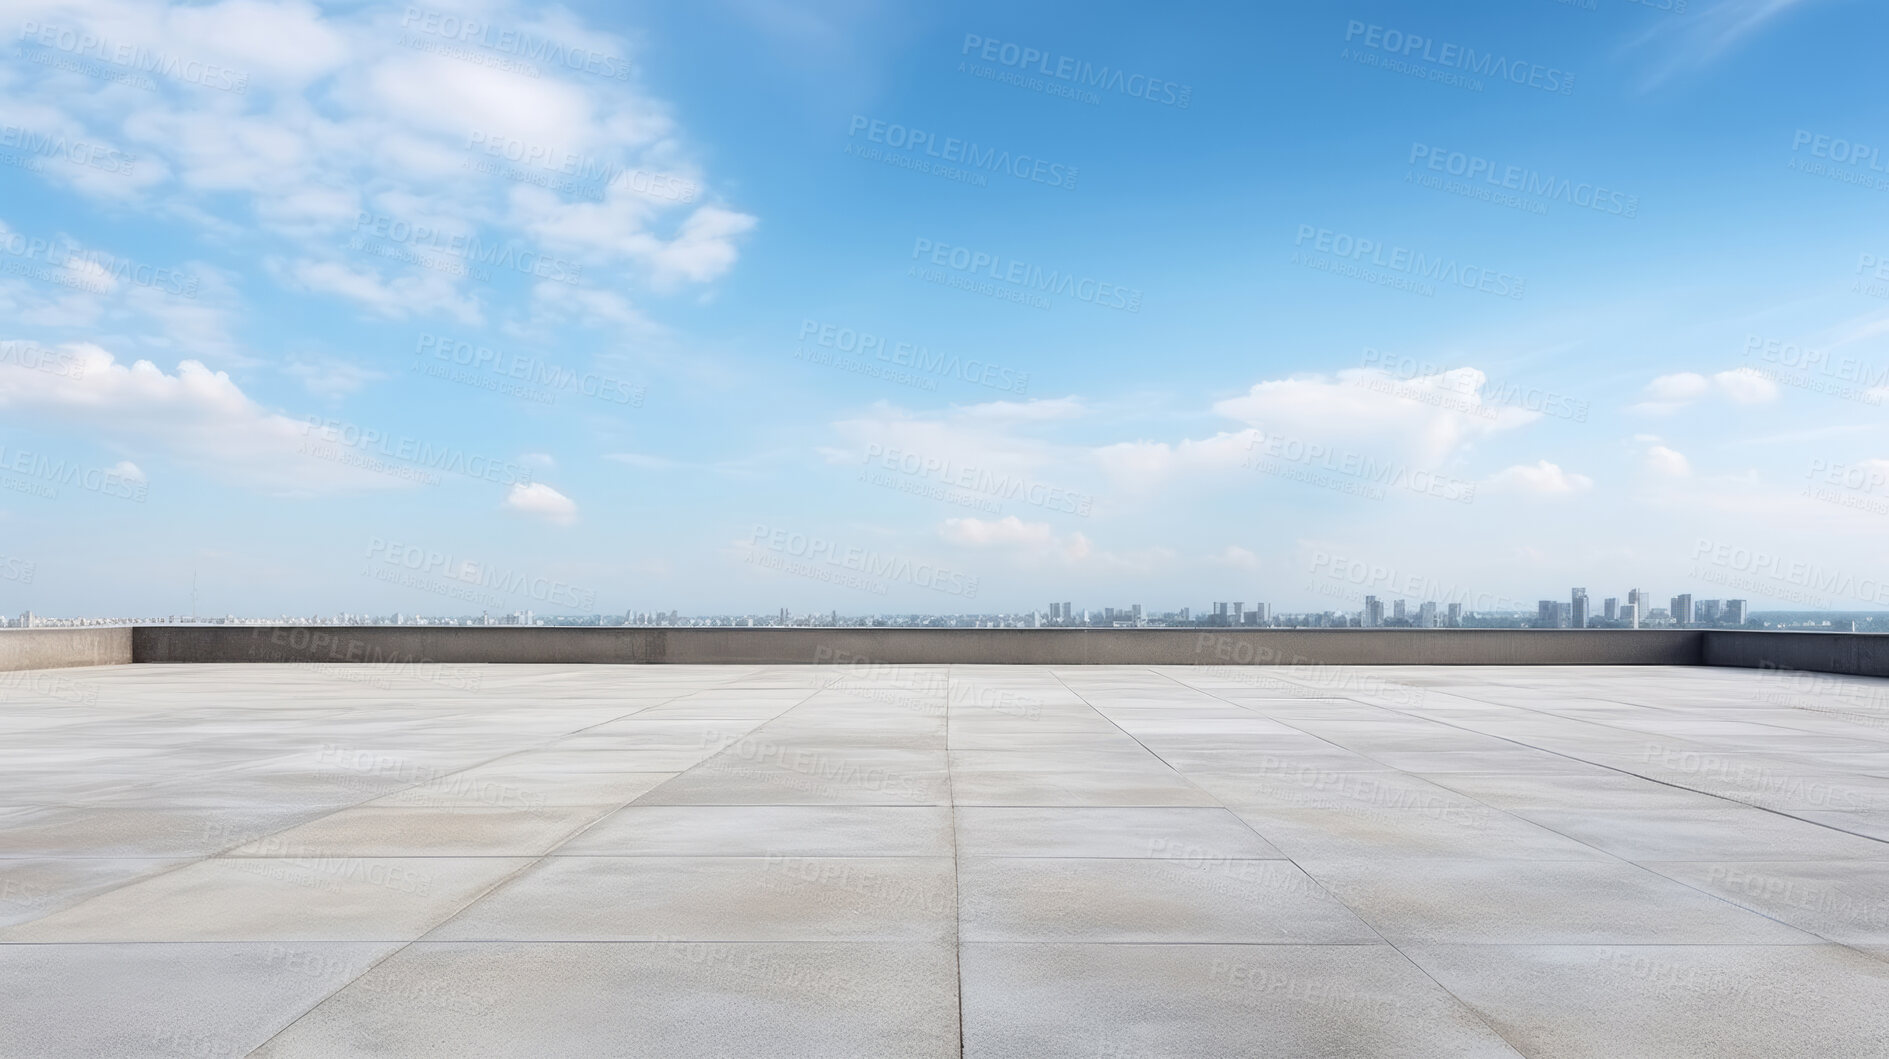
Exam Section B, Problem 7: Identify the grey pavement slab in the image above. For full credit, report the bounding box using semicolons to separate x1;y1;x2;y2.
7;661;1889;1056
249;941;960;1059
1401;943;1889;1059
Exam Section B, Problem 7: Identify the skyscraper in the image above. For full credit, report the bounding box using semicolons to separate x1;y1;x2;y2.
1447;602;1462;627
1571;588;1589;630
1363;596;1384;628
1538;600;1556;627
1697;599;1722;624
1603;597;1618;622
1726;599;1747;625
1254;603;1270;624
1417;601;1437;628
1628;589;1647;615
1392;600;1407;622
1671;594;1693;625
1621;602;1640;629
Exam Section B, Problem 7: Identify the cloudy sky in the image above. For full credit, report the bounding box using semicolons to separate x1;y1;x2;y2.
1;0;1885;618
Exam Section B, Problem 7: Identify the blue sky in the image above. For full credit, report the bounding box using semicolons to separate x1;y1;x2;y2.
2;0;1886;618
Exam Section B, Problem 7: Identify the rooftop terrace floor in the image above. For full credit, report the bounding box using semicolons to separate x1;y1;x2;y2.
5;662;1889;1057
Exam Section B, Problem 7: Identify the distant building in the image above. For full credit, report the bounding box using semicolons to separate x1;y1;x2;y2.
1253;603;1270;625
1696;599;1722;624
1417;601;1438;628
1363;596;1384;627
1393;600;1407;623
1725;599;1747;625
1621;602;1640;629
1603;597;1618;622
1538;600;1556;627
1671;594;1693;626
1571;588;1589;629
1447;602;1463;627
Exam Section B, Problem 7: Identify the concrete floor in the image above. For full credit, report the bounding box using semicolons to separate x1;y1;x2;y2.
5;662;1889;1057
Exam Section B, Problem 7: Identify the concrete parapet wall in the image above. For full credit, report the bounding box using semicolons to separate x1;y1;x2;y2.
1703;631;1889;679
0;627;134;672
132;625;1708;667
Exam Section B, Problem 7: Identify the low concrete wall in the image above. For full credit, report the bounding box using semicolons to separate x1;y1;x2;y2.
1704;631;1889;679
132;625;1708;667
0;627;134;672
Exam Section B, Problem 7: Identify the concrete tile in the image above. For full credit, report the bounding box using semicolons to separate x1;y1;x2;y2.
1230;806;1610;861
949;769;1218;807
251;941;959;1059
961;943;1524;1059
559;805;955;857
2;856;530;942
954;806;1283;859
1514;806;1889;861
430;856;956;941
0;942;399;1059
1300;858;1822;945
364;768;677;808
1402;943;1889;1059
959;857;1376;943
1643;860;1889;943
228;806;613;857
0;857;183;926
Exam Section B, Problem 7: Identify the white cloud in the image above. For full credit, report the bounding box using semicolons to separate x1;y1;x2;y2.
1645;444;1692;477
1632;368;1779;413
1714;366;1780;405
941;516;1091;561
1212;367;1536;466
0;342;408;493
1486;460;1594;496
503;482;577;525
106;460;146;483
8;0;753;329
1213;545;1261;571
